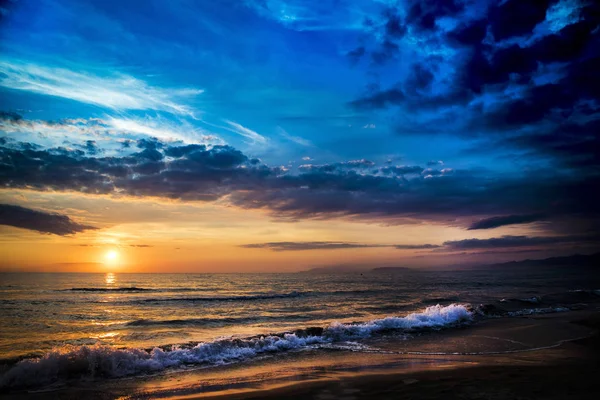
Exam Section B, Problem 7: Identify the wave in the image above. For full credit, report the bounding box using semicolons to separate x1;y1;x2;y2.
124;311;367;327
64;288;397;296
422;296;460;304
499;296;541;304
507;307;570;316
66;287;153;292
0;304;472;389
64;287;212;293
128;291;307;303
126;317;254;327
498;290;600;308
326;303;471;339
472;302;574;318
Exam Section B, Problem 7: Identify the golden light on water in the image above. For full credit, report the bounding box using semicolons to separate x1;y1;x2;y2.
105;272;116;285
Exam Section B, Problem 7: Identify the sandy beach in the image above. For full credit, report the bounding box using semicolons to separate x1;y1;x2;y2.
176;311;600;400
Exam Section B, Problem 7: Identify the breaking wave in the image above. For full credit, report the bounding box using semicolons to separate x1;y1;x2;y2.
0;304;472;389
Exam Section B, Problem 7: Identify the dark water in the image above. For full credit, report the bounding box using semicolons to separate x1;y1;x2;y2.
1;268;599;389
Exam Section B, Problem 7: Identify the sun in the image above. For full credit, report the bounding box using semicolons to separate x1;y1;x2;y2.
104;250;120;265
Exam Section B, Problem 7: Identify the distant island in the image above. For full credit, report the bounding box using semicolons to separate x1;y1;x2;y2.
298;265;368;274
487;252;600;269
298;253;600;273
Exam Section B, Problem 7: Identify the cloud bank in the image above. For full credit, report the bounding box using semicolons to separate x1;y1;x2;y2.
0;204;96;235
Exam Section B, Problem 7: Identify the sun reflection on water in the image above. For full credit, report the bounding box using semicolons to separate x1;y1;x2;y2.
105;272;116;285
92;332;119;340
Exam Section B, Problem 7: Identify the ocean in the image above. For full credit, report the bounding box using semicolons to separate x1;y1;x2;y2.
1;267;599;392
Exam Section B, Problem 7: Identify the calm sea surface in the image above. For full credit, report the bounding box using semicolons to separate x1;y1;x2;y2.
1;268;599;389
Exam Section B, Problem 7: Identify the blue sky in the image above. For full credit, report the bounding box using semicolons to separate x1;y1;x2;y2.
0;0;599;270
0;0;486;165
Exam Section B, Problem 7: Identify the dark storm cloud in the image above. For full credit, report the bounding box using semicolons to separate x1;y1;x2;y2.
81;140;101;155
468;214;547;230
383;7;408;38
136;138;163;150
487;0;553;41
0;140;266;201
1;134;600;238
350;0;464;66
379;165;423;175
298;159;375;172
228;168;600;235
349;0;600;172
0;111;23;122
163;144;207;158
405;0;464;32
0;204;96;235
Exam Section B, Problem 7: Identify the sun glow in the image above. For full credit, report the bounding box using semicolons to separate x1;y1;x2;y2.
104;250;120;266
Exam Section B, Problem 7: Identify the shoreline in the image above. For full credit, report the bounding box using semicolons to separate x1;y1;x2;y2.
192;358;600;400
170;310;600;400
0;295;598;400
2;308;595;399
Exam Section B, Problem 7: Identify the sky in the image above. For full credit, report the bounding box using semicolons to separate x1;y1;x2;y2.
0;0;599;272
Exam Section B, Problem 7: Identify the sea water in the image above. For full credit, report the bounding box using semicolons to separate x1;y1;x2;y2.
1;267;599;389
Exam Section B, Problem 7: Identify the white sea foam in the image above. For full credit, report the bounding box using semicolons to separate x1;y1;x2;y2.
324;304;472;339
0;304;472;389
0;334;327;389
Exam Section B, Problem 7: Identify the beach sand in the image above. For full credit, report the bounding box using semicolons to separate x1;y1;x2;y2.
177;311;600;400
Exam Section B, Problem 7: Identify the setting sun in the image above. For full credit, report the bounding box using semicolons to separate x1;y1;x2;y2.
104;250;120;266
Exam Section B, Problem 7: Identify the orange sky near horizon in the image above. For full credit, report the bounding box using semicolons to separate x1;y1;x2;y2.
0;189;552;273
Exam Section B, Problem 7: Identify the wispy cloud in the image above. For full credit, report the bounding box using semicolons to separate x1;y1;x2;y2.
241;241;440;251
107;117;221;145
443;235;597;250
278;127;313;147
395;244;441;249
245;0;369;31
240;241;390;251
468;214;547;230
223;120;267;144
0;60;203;116
0;112;222;150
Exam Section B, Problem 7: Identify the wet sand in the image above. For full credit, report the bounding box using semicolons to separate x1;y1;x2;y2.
167;310;600;400
195;359;600;400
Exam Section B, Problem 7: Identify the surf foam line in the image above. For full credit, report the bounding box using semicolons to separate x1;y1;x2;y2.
0;304;471;390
